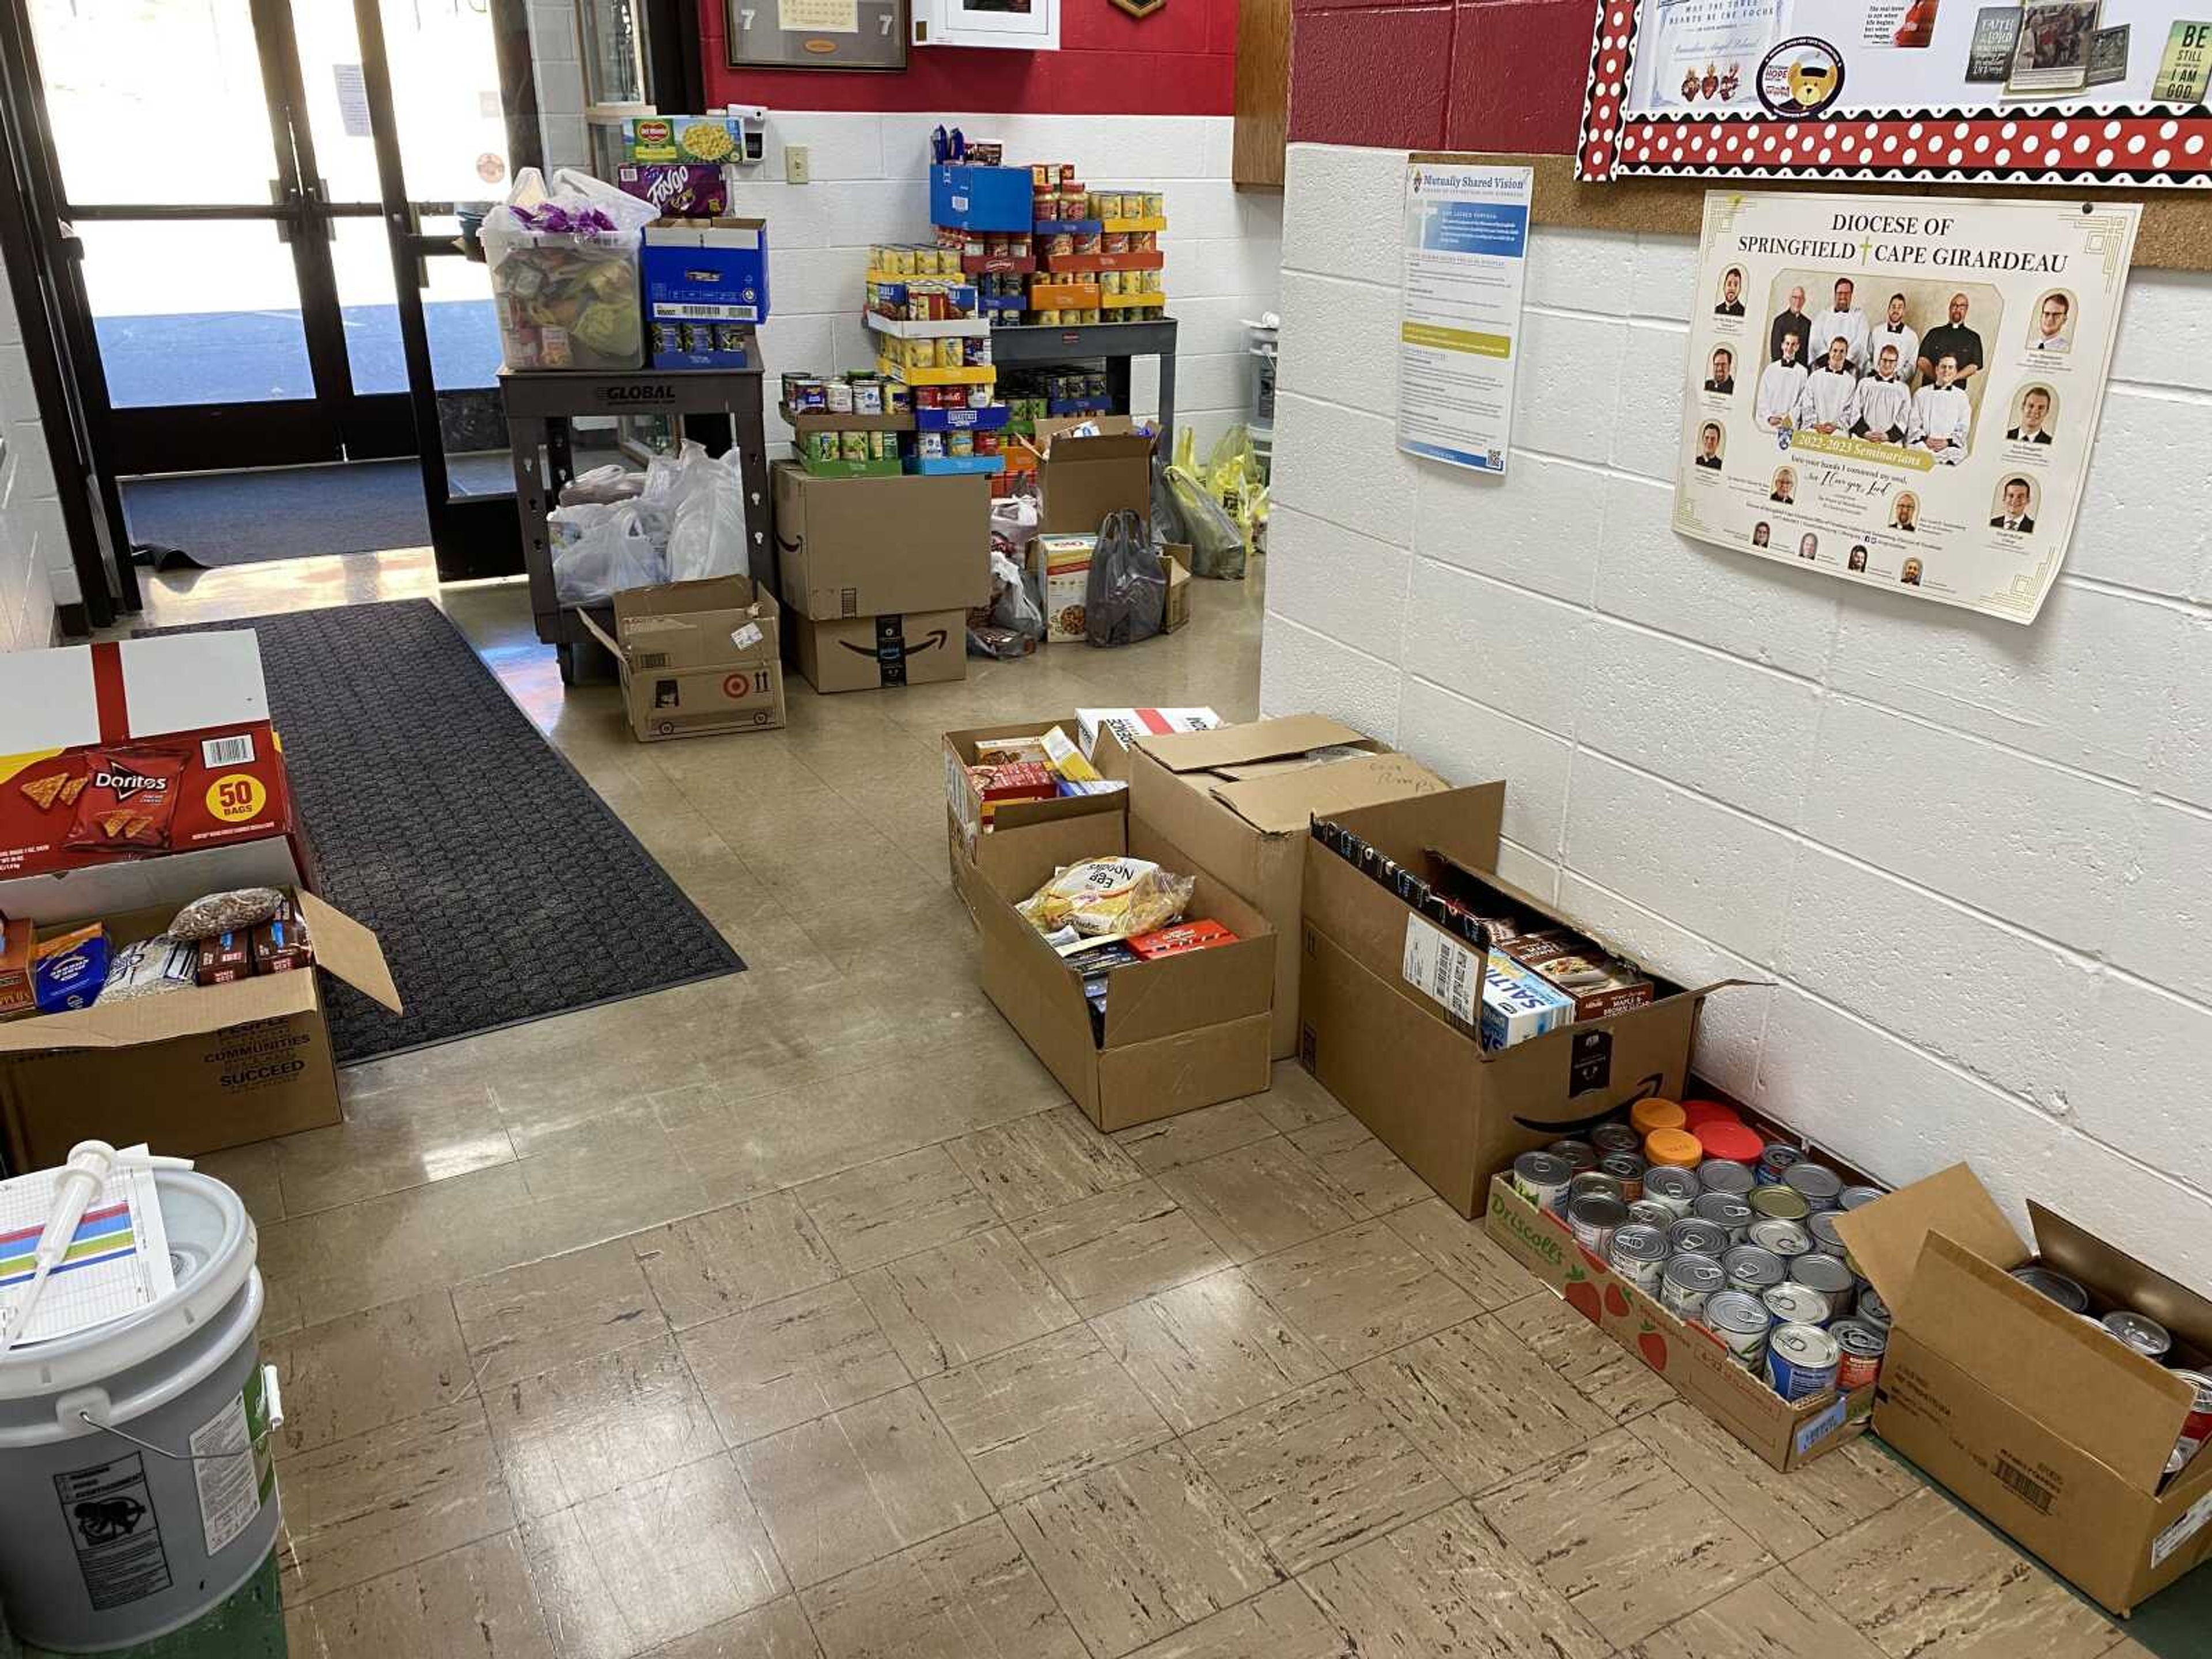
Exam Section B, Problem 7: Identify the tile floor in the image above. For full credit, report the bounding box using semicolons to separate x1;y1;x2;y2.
119;551;2157;1659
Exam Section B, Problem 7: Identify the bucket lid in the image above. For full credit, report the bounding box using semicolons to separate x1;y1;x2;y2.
0;1171;255;1401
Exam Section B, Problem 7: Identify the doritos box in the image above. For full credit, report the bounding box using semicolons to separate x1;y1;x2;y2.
0;635;304;924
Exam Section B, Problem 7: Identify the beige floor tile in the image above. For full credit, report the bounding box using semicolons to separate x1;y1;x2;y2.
285;1532;552;1659
1492;1289;1677;1422
522;1455;790;1659
1630;1402;1919;1558
1155;1138;1364;1264
680;1279;911;1448
1630;1566;1887;1659
1381;1197;1545;1310
1184;1375;1456;1574
1794;1488;2123;1659
1243;1218;1478;1368
1011;1179;1231;1318
275;1164;554;1323
946;1104;1145;1222
793;1145;997;1272
1247;1063;1353;1134
454;1238;668;1392
799;1514;1085;1659
485;1335;724;1521
1005;1442;1284;1657
281;1400;515;1600
736;1387;994;1588
1298;1499;1608;1659
634;1194;842;1331
200;1141;286;1226
849;1227;1077;1378
920;1323;1172;1505
1111;1101;1278;1173
1476;1427;1774;1647
1122;1582;1344;1659
1090;1267;1332;1434
1352;1313;1611;1494
276;1086;516;1215
271;1289;472;1457
644;1597;822;1658
1283;1118;1433;1216
513;1100;715;1240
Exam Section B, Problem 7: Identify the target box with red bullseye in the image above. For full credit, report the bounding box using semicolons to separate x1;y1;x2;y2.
0;634;310;926
578;575;788;743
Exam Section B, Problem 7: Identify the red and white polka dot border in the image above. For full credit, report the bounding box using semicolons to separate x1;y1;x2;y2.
1612;115;2212;179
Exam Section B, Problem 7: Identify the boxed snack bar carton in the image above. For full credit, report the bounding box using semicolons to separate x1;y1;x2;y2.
0;890;399;1166
794;610;967;694
771;464;991;622
0;917;31;1020
1300;785;1734;1216
578;575;786;741
942;716;1128;918
972;805;1273;1132
1483;1171;1872;1471
1097;714;1450;1059
1834;1165;2212;1614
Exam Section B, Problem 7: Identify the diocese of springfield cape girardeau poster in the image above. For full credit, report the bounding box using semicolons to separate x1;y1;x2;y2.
1676;190;2138;621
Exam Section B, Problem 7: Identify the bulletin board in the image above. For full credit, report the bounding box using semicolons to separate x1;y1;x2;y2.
1578;2;2212;187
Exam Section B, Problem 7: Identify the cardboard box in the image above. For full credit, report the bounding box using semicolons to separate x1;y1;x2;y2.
0;918;31;1020
1834;1165;2212;1613
0;890;400;1167
771;463;991;622
0;635;305;925
1484;1173;1872;1471
1298;785;1734;1215
942;717;1130;919
1159;550;1191;634
971;810;1273;1132
578;576;786;743
794;610;967;694
642;218;770;337
1101;714;1453;1060
1031;416;1155;538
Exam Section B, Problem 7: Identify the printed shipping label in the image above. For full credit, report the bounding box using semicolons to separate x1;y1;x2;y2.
54;1454;172;1610
730;623;765;652
1402;914;1479;1025
2152;1488;2212;1570
190;1367;275;1558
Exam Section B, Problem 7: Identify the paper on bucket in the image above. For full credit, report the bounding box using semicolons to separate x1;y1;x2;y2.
0;1146;176;1348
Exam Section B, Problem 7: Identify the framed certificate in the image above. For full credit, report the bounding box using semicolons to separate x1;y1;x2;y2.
726;0;909;68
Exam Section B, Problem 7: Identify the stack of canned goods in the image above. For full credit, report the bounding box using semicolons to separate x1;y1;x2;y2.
1509;1092;1896;1403
781;371;908;418
870;242;964;278
2006;1264;2212;1479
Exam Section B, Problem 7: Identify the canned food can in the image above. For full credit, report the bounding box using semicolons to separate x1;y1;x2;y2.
1547;1140;1599;1174
1031;163;1052;188
1705;1289;1774;1370
940;385;969;408
1645;1128;1703;1170
1748;1185;1810;1222
1103;231;1131;254
887;383;911;411
1075;230;1104;256
1694;1192;1753;1240
947;431;975;457
1048;232;1075;259
2102;1310;2172;1361
1101;270;1124;296
974;431;999;456
1036;309;1062;327
1855;1283;1893;1328
938;338;966;369
1570;1171;1627;1207
914;386;942;410
1567;1194;1628;1259
1722;1244;1786;1294
1765;1322;1842;1399
2011;1265;2090;1312
916;432;946;457
869;430;892;461
1789;1254;1855;1316
1145;191;1165;217
1627;1199;1678;1231
1059;162;1077;185
826;379;854;413
967;383;993;408
1668;1217;1731;1260
1747;1217;1813;1260
1838;1184;1885;1211
1696;1159;1756;1197
1642;1166;1700;1217
1756;1143;1804;1184
1630;1099;1687;1138
1661;1253;1726;1321
1764;1281;1831;1327
1609;1223;1669;1293
967;336;993;366
839;430;869;461
2169;1372;2212;1476
1806;1211;1849;1254
1590;1124;1642;1157
1784;1162;1844;1211
1512;1151;1575;1215
1100;191;1127;218
1596;1152;1646;1203
1831;1317;1888;1389
1133;229;1157;251
805;431;837;464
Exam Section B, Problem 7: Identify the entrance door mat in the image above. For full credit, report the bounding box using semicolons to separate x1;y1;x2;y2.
141;600;743;1063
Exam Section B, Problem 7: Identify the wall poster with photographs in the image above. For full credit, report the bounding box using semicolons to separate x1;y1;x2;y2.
1580;1;2212;185
1676;191;2139;622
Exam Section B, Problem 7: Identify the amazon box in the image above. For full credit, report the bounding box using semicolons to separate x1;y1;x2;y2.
770;463;991;622
1097;714;1452;1059
1834;1166;2212;1614
972;809;1272;1132
578;575;786;741
1299;785;1733;1217
941;715;1127;921
0;889;400;1166
794;609;967;694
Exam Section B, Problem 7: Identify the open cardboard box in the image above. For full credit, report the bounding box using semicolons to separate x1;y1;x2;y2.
1097;714;1451;1060
1028;415;1156;537
0;890;400;1167
770;462;991;622
1483;1171;1872;1470
1300;784;1740;1216
941;715;1127;920
971;806;1272;1131
578;575;785;742
1834;1165;2212;1613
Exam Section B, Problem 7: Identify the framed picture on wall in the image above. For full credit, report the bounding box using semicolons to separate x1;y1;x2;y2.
726;0;910;69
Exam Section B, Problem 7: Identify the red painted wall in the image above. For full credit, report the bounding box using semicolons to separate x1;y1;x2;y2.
1289;0;1594;152
703;0;1237;113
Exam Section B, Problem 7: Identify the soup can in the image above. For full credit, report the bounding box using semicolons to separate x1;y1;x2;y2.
1609;1223;1670;1294
1765;1322;1842;1400
1103;230;1130;254
1748;1184;1810;1222
1591;1123;1643;1157
915;431;945;458
1627;1199;1677;1231
947;431;975;457
838;430;869;461
1548;1140;1599;1173
2102;1310;2172;1361
2011;1265;2089;1313
1668;1217;1730;1260
1145;191;1165;217
2169;1372;2212;1477
1696;1159;1755;1197
1661;1253;1726;1322
1791;1252;1857;1303
825;378;854;412
1784;1162;1843;1211
1643;1166;1701;1218
1747;1217;1813;1260
1806;1211;1850;1255
1838;1184;1887;1211
1694;1192;1753;1240
1831;1317;1888;1389
1035;309;1063;327
1756;1143;1804;1184
1722;1244;1786;1294
1705;1289;1773;1370
1764;1281;1831;1328
1568;1194;1628;1259
1596;1152;1646;1203
1511;1150;1574;1216
1855;1283;1893;1329
1570;1172;1627;1209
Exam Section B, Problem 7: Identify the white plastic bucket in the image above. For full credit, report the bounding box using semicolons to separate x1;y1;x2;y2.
0;1171;278;1653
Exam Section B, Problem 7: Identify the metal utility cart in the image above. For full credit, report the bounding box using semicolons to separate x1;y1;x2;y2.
502;355;772;684
991;317;1178;445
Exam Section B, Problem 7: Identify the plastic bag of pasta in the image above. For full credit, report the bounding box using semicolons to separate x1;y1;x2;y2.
1017;857;1194;940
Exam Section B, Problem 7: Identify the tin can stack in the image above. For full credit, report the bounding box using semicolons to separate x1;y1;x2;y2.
1019;166;1168;324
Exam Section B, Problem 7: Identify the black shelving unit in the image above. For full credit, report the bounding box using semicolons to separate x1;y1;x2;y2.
993;317;1178;447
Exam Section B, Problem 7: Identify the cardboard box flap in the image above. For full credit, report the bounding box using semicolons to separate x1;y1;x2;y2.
1832;1163;2027;1313
1138;715;1367;775
1034;414;1142;454
1210;752;1452;836
2029;1202;2212;1358
1100;936;1270;1047
612;575;760;627
296;889;402;1014
1335;783;1510;888
0;969;321;1054
1910;1230;2194;1491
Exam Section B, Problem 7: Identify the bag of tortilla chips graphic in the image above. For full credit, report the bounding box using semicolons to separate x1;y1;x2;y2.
65;746;187;853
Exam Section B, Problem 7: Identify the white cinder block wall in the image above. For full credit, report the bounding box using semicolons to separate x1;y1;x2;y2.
0;243;66;653
1264;141;2212;1285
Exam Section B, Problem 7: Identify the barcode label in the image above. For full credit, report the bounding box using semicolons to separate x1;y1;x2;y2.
201;733;256;767
1402;915;1479;1025
660;302;759;321
1994;1453;2056;1515
2152;1489;2212;1569
634;652;670;671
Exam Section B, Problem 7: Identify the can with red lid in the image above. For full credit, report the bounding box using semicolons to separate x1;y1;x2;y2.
1696;1120;1767;1164
1680;1099;1743;1130
2169;1370;2212;1478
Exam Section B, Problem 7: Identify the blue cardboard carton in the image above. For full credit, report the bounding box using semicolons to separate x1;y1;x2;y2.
929;165;1032;233
643;217;770;368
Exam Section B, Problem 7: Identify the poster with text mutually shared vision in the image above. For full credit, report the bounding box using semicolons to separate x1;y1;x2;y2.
1676;190;2139;622
1398;161;1534;474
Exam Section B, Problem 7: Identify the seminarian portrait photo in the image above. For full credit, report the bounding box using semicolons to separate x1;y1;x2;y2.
1900;556;1924;587
1892;491;1922;532
1990;475;2038;533
1849;544;1869;572
1717;266;1747;316
1798;532;1820;562
1770;465;1797;504
1706;347;1736;393
2009;384;2057;443
2028;290;2074;354
1752;521;1771;547
1694;422;1726;468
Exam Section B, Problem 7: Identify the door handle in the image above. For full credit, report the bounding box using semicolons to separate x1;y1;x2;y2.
268;179;301;243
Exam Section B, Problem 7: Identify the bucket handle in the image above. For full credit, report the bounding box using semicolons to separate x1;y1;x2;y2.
63;1366;285;1463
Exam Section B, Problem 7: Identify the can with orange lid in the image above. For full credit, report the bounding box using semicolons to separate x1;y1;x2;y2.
1680;1099;1743;1130
1631;1098;1687;1137
1645;1127;1703;1169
